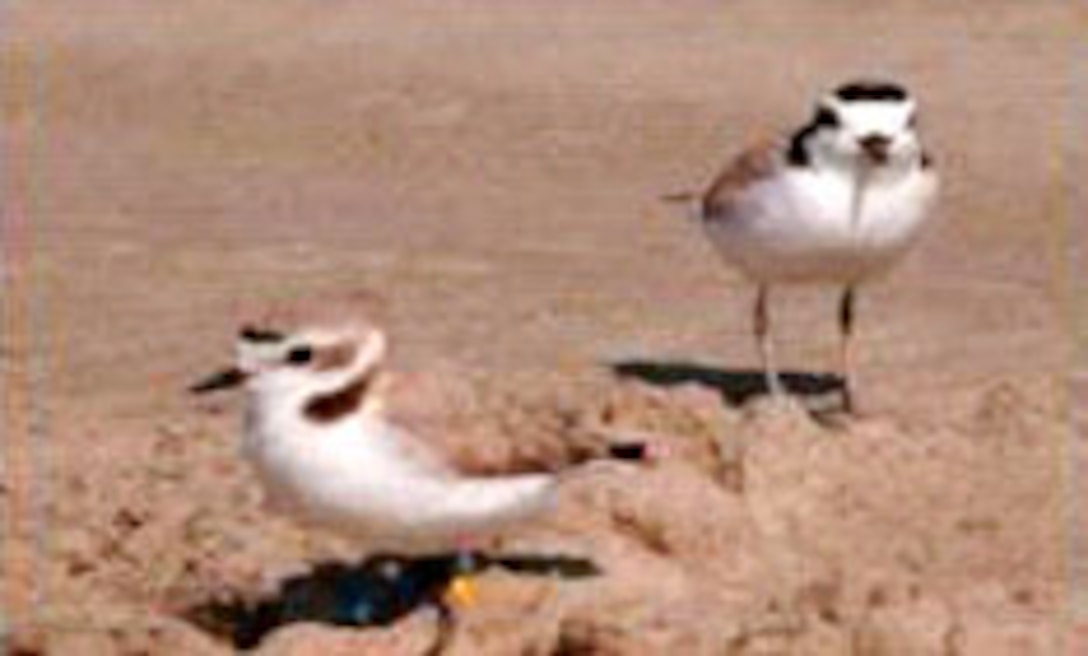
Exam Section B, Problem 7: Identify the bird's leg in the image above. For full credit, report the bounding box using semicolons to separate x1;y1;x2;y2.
442;538;480;608
838;286;857;413
427;542;483;655
755;285;786;398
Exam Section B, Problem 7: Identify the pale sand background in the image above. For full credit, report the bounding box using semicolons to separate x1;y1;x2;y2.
2;1;1085;653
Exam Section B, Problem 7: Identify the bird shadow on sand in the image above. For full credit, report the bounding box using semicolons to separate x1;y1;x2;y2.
180;552;601;651
610;360;847;411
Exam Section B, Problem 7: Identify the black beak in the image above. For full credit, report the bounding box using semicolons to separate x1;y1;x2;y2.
189;367;248;394
859;135;891;165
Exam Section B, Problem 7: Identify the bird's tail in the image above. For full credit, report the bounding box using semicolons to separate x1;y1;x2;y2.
556;440;654;483
603;442;650;462
385;440;653;550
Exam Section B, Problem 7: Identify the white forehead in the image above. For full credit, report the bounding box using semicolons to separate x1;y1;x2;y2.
294;324;364;345
234;322;384;365
826;96;915;134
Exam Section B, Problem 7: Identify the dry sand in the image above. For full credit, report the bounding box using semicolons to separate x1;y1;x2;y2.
2;1;1084;653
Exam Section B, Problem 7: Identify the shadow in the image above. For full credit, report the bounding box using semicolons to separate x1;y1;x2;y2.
180;552;601;651
611;360;845;407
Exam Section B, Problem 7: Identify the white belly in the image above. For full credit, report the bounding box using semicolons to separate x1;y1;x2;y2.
704;167;938;284
247;417;557;555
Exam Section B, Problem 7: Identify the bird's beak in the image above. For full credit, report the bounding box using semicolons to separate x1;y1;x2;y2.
189;367;249;394
858;135;891;165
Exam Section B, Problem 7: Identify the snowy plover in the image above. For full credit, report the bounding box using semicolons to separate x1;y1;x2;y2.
683;79;939;411
190;320;646;607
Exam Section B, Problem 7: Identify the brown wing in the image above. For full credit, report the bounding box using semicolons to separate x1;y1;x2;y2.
700;138;783;221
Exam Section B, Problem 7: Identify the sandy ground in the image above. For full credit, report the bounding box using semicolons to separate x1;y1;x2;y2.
2;1;1085;653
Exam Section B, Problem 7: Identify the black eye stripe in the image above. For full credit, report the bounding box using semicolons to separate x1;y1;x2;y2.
304;369;375;423
286;345;314;365
814;107;840;128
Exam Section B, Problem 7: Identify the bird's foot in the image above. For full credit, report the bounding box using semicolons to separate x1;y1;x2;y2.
763;387;795;411
839;376;867;417
443;574;478;608
763;370;789;400
441;544;482;608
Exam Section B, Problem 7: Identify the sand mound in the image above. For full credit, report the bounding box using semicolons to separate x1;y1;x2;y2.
26;371;1062;655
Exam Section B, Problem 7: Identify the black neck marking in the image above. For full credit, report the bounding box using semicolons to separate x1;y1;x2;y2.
787;123;817;167
303;370;376;424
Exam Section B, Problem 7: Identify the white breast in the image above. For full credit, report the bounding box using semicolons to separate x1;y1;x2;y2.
704;166;938;284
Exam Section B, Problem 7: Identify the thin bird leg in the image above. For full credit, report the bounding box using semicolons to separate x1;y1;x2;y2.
755;286;785;398
839;286;857;413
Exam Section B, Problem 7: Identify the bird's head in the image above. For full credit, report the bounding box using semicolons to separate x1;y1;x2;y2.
191;319;389;421
792;79;927;173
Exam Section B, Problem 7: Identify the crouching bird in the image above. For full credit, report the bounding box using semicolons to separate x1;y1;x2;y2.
190;319;649;647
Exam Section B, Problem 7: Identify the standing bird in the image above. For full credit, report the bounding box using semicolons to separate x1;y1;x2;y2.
190;320;646;622
688;80;939;411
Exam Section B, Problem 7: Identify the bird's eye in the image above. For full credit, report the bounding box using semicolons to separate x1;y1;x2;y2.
285;346;314;366
907;112;919;129
814;107;840;128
